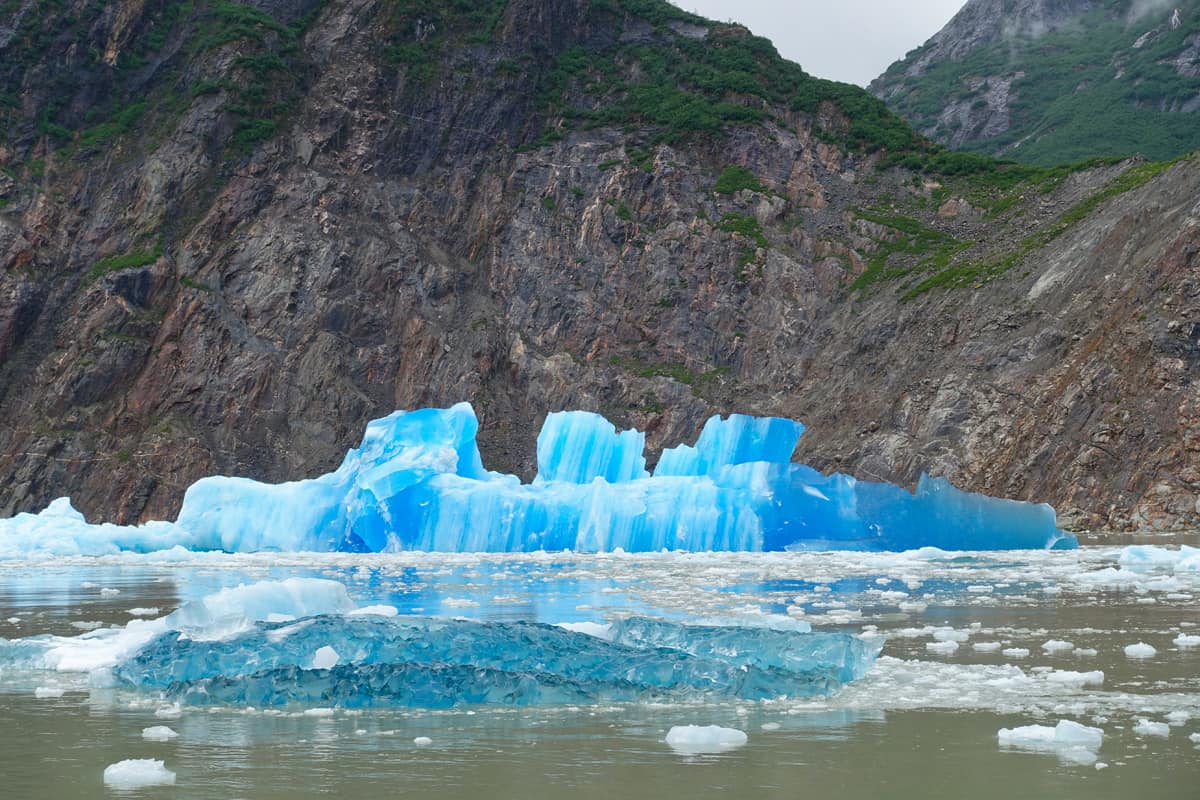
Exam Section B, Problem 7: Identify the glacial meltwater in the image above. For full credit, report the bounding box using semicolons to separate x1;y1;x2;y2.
1;542;1198;799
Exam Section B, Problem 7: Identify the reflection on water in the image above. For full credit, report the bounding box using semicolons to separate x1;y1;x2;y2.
1;546;1199;798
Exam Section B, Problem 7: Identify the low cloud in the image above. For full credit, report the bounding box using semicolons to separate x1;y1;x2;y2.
1128;0;1177;24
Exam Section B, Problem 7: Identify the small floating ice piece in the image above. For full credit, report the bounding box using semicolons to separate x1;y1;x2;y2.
998;720;1103;765
1042;640;1074;654
1190;732;1200;744
1074;648;1098;657
303;707;335;717
127;607;160;617
1124;642;1157;659
102;759;176;787
1044;670;1104;687
665;725;748;754
973;642;1002;652
1173;633;1200;648
1133;719;1169;738
1166;711;1190;726
142;726;178;742
926;640;959;655
33;686;65;698
413;736;433;746
1002;648;1030;658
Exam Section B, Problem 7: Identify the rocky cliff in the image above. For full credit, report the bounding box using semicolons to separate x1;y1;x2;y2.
871;0;1200;164
1;0;1198;532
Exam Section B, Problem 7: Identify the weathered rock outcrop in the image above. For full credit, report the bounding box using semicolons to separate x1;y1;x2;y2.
0;0;1198;532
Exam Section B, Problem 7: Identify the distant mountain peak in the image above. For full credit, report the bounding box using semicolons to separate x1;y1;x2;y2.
871;0;1200;164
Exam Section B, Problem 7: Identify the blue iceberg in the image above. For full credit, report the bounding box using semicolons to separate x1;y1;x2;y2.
117;614;880;707
0;579;881;709
0;403;1075;555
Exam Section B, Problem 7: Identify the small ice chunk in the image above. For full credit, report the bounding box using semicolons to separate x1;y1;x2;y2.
1095;762;1108;770
34;686;65;698
1074;648;1098;657
155;704;182;719
5;616;20;624
1124;642;1157;659
1044;670;1104;687
69;620;105;631
1132;719;1169;738
933;628;970;642
1166;711;1190;726
312;646;340;670
1002;648;1031;658
1173;633;1200;648
898;601;927;613
1190;732;1200;744
1042;640;1074;654
99;588;121;598
142;726;179;742
926;640;959;655
303;707;335;717
126;607;160;617
102;759;176;787
973;642;1002;652
665;725;748;754
760;722;781;731
998;720;1103;765
413;736;433;746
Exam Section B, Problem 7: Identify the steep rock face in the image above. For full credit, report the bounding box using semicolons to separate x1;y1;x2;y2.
0;0;1197;532
871;0;1200;164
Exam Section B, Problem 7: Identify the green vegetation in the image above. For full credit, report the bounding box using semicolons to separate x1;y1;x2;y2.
1;1;326;160
88;246;162;281
609;355;730;388
718;213;768;249
532;1;928;152
903;155;1189;298
878;1;1200;164
849;210;970;292
712;165;764;195
541;195;557;211
179;276;214;291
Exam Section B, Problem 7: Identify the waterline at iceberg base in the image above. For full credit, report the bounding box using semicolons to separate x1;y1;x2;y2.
0;403;1076;556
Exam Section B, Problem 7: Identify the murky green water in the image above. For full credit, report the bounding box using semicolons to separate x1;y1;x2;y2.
2;544;1198;798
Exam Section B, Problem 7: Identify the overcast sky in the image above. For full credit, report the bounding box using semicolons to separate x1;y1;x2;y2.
676;1;968;86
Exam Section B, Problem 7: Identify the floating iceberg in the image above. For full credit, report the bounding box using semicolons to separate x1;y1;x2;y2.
0;404;1074;556
2;579;880;709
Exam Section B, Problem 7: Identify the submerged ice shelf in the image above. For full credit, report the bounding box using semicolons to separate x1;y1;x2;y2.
1;579;880;709
0;404;1074;555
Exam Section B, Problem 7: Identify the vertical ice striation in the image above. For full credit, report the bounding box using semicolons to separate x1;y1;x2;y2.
0;403;1076;555
535;411;649;483
655;414;804;477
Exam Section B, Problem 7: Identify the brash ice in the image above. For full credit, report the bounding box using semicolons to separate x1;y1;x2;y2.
0;404;1075;555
